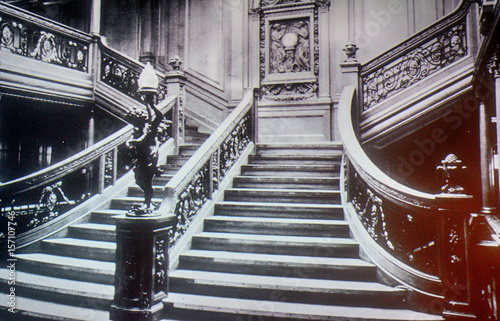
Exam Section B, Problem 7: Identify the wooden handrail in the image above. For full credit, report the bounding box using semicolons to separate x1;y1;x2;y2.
338;85;472;210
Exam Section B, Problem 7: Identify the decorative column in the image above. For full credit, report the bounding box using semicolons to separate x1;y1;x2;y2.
166;55;187;151
87;108;95;148
110;63;174;321
90;0;101;36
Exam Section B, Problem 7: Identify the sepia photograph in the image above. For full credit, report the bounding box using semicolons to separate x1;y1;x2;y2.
0;0;499;320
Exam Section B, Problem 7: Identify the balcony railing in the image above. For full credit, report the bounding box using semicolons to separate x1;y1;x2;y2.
0;2;92;72
360;1;472;111
338;85;475;313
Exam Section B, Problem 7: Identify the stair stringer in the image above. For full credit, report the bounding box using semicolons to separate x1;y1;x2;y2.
168;142;255;271
14;138;176;255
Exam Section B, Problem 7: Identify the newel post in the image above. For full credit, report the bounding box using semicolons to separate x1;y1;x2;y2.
340;43;361;138
110;63;175;321
166;55;187;153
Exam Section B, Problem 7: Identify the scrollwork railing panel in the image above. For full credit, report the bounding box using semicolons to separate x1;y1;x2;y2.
163;88;257;248
360;2;471;111
361;21;467;110
100;47;168;104
0;3;90;72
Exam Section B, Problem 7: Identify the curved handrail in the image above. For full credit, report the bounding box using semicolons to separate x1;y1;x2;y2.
0;95;177;196
338;86;471;210
339;85;474;302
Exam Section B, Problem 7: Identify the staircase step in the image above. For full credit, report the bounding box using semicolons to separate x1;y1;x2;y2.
154;174;174;185
233;176;339;190
69;223;116;242
90;209;125;224
178;250;376;281
179;144;201;156
0;270;113;310
15;253;115;284
0;295;110;321
256;142;343;156
128;185;166;197
203;216;349;237
241;164;339;177
169;270;406;308
167;155;192;166
192;232;358;257
249;154;341;165
224;188;341;204
42;238;116;262
110;197;163;210
163;293;444;321
214;202;344;220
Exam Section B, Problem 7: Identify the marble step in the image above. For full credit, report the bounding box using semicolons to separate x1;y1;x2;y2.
178;250;377;282
214;201;344;220
192;232;358;257
224;188;341;204
203;216;350;237
163;293;444;321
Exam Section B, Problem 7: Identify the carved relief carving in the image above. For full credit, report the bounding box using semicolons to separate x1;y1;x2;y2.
262;82;316;101
154;236;167;292
269;18;311;74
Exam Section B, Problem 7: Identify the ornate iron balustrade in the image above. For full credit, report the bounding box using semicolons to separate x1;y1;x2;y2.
338;85;474;311
360;1;471;111
0;2;91;72
0;97;177;237
99;41;168;104
160;88;258;247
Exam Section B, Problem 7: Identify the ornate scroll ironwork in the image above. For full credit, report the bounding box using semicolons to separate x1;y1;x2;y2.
168;108;253;247
0;15;89;71
100;54;168;104
348;161;438;275
361;21;467;110
219;114;251;179
154;235;168;291
170;162;210;246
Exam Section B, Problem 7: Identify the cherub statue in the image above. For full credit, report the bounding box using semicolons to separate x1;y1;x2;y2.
126;63;170;215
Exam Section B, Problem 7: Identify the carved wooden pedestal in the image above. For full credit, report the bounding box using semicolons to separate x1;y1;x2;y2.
110;214;173;321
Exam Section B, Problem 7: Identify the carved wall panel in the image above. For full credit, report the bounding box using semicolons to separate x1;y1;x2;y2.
258;1;323;102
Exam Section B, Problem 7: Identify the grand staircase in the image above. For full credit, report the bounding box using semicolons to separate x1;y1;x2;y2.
0;125;209;321
0;142;445;320
162;143;444;321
